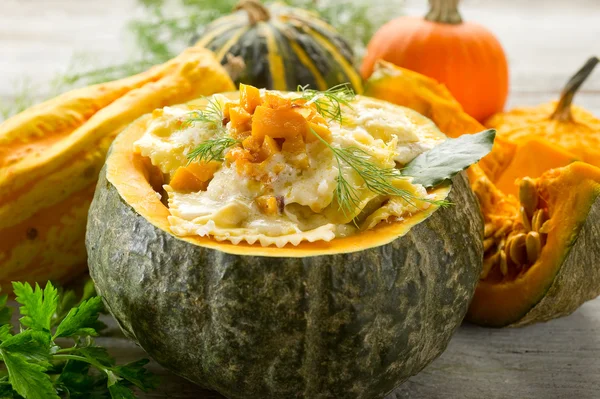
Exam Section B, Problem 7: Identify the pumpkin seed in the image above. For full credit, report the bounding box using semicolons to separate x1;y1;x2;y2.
499;250;508;276
494;219;513;238
539;220;552;234
519;178;538;219
533;209;549;233
504;234;514;261
484;223;497;238
526;231;542;264
520;206;532;232
483;238;496;252
481;253;499;279
508;233;527;265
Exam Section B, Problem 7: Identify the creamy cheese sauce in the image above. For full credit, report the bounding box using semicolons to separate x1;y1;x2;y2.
133;90;446;247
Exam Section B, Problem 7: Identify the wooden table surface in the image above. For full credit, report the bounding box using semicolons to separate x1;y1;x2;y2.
2;0;600;398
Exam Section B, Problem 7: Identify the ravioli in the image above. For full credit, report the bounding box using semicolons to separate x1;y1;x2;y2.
133;85;446;246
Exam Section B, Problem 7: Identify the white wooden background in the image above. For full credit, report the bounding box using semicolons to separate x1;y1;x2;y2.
2;0;600;398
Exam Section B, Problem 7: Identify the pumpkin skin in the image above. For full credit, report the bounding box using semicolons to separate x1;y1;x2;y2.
365;61;600;327
360;0;508;122
87;97;484;398
195;0;363;93
0;47;234;292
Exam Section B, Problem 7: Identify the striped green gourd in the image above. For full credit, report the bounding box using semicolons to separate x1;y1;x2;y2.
195;0;363;93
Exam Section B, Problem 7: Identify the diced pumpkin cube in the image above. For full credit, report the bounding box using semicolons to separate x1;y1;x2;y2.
186;161;220;182
260;135;280;159
306;122;332;143
242;136;263;160
169;167;208;193
223;102;232;120
255;195;283;216
264;92;292;110
281;134;305;154
252;105;309;141
282;134;309;169
229;106;252;132
240;84;262;114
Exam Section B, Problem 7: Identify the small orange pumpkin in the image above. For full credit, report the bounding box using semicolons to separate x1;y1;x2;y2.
361;0;509;122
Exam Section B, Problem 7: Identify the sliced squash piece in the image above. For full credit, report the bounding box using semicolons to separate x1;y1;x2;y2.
366;61;600;327
0;47;234;291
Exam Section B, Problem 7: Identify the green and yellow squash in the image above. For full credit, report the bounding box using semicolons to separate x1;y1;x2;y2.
365;61;600;327
195;0;363;92
0;47;234;292
87;91;484;398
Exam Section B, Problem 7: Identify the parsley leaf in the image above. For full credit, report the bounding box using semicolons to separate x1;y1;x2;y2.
54;296;104;339
107;379;137;399
13;282;58;332
0;330;52;364
0;325;12;342
0;291;12;327
0;350;59;399
56;360;109;399
113;359;158;391
0;281;157;398
78;346;115;367
0;378;19;398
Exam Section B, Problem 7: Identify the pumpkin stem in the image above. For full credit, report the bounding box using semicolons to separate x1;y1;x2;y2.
235;0;271;25
551;56;599;122
425;0;463;25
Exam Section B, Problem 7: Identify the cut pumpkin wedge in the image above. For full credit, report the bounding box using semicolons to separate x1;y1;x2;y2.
365;61;600;327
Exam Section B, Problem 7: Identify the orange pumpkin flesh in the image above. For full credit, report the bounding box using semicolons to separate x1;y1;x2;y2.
486;57;600;168
365;62;600;327
361;0;508;122
468;162;600;326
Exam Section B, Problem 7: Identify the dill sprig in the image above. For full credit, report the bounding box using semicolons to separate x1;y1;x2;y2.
183;96;226;132
297;83;356;125
308;128;448;220
187;135;238;164
185;97;237;163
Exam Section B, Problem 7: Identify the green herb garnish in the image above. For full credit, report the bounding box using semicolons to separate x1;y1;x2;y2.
403;129;497;188
297;83;355;125
185;97;238;164
307;128;448;220
0;282;158;399
187;135;239;164
183;96;226;132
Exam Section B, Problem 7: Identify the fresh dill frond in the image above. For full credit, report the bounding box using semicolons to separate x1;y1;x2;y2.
297;83;356;125
183;96;226;132
185;97;237;164
187;135;238;164
308;128;449;220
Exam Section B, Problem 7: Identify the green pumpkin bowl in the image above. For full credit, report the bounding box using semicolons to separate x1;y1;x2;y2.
86;94;483;399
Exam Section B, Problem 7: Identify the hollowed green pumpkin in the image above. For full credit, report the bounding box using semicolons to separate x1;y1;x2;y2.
87;96;483;398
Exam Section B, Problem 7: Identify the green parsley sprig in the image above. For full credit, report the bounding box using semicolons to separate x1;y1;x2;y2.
0;282;157;399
